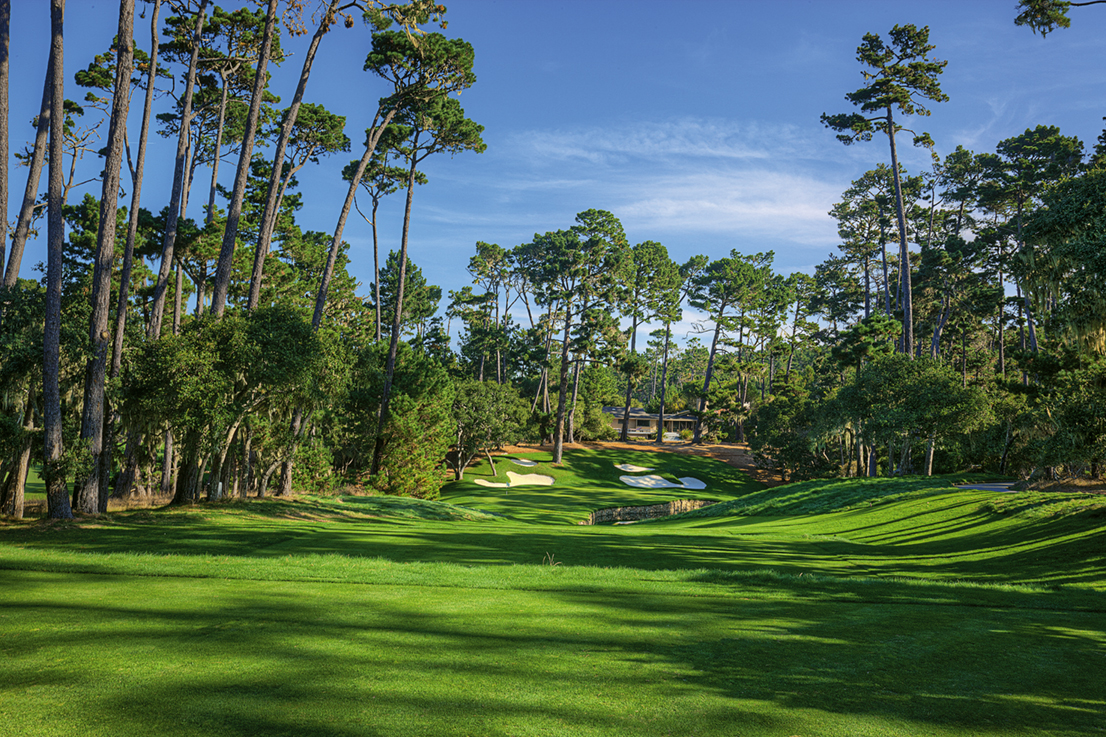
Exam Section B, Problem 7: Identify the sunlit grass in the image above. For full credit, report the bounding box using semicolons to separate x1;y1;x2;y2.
1;448;1104;736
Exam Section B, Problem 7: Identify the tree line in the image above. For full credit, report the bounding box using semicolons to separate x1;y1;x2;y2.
4;1;1106;519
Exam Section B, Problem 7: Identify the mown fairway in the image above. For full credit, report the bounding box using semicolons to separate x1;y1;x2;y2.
1;448;1104;736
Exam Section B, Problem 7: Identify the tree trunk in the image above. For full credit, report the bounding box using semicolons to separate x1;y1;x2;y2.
210;0;276;318
372;197;382;340
160;428;174;495
312;110;395;330
205;70;229;226
104;0;161;504
656;321;671;444
44;0;71;519
886;109;913;357
4;50;51;288
0;397;33;519
112;425;142;499
277;407;305;497
248;0;339;311
371;131;423;477
619;315;640;442
567;357;581;444
258;460;281;498
172;430;203;505
0;0;8;276
551;305;574;465
74;0;135;514
863;252;870;319
693;307;727;444
149;1;206;338
173;258;183;334
240;425;253;497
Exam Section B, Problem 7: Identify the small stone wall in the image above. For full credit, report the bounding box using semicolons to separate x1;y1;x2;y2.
585;499;715;525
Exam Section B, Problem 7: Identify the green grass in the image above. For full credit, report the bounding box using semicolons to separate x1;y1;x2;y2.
1;447;1104;736
23;463;44;500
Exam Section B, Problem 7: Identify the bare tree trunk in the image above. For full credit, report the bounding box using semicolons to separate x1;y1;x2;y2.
656;321;672;444
205;71;229;226
277;408;304;497
886;110;913;357
551;305;574;465
372;199;382;340
4;51;51;288
619;315;640;442
112;425;142;499
44;0;72;519
240;425;253;498
565;357;581;443
370;132;422;477
160;428;174;495
149;0;206;338
105;0;161;502
248;0;339;311
1;397;33;519
693;309;726;444
258;460;280;498
0;0;8;275
210;0;276;318
313;113;395;330
75;0;135;515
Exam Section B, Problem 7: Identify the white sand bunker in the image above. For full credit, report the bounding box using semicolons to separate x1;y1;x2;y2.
509;458;538;467
614;463;654;472
618;474;707;491
474;471;555;488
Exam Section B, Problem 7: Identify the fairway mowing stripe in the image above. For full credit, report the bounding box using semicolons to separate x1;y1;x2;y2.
804;537;888;580
2;550;1104;614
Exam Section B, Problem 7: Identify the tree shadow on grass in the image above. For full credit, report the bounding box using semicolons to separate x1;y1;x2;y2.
2;569;1103;736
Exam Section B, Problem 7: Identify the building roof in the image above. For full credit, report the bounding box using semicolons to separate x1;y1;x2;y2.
601;406;696;421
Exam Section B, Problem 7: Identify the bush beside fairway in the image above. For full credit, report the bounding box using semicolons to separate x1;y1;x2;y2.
0;448;1103;736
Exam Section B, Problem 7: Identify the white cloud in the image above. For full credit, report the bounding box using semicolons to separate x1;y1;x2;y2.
506;118;821;167
615;169;841;245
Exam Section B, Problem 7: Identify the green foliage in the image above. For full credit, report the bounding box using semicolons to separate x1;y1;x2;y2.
820;24;947;146
345;341;454;498
1015;0;1074;36
749;381;839;482
448;379;528;480
374;250;441;339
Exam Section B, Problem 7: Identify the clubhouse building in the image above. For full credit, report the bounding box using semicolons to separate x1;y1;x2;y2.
602;406;697;438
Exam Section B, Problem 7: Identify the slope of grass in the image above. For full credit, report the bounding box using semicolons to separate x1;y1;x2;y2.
1;448;1104;736
667;473;1004;517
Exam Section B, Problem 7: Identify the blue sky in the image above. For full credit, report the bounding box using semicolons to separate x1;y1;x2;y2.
7;0;1106;338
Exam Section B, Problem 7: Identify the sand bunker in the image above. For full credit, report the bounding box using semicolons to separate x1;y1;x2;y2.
509;458;538;467
474;471;555;488
614;463;654;472
618;474;706;491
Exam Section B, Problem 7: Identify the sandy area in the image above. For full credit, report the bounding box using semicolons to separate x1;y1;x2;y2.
614;463;654;473
474;471;555;488
619;474;707;491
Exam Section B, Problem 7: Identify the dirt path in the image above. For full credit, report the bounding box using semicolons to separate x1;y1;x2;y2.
499;439;785;487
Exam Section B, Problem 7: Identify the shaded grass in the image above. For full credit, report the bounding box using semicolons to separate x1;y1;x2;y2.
0;567;1103;737
1;448;1104;735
